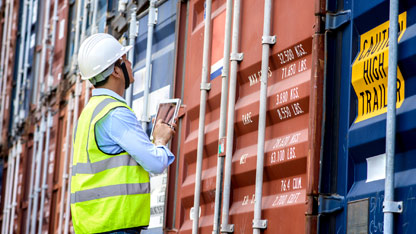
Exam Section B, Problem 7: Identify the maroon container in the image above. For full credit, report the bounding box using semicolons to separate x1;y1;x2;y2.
165;0;324;233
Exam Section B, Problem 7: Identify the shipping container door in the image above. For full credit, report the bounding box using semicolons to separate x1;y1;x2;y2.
131;0;178;233
321;0;416;233
170;0;317;233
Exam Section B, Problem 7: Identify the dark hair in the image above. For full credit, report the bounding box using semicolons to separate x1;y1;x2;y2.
93;59;123;88
93;77;110;88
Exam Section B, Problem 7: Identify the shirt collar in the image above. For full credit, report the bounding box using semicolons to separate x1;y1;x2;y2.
92;88;127;104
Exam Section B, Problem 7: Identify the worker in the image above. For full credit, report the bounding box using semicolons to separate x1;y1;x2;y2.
70;33;176;234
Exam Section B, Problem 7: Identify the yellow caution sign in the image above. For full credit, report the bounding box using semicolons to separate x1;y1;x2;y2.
351;12;406;123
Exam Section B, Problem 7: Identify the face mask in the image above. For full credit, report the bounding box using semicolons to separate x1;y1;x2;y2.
119;61;130;89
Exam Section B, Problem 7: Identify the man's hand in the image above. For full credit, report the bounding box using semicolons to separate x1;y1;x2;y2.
152;119;177;146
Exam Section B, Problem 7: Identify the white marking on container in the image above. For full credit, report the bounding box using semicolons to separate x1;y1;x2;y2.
366;153;386;182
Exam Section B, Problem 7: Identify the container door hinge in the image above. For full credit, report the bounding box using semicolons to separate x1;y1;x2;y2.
262;36;276;45
252;219;268;229
325;10;351;30
220;224;234;233
200;83;211;91
383;201;403;213
230;53;244;62
318;195;344;214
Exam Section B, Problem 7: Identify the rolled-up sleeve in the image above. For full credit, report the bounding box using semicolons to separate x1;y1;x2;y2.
104;107;175;174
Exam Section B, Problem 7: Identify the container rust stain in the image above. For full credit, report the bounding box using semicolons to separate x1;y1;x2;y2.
168;0;319;233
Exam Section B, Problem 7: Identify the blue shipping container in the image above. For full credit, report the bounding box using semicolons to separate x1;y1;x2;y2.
321;0;416;233
130;0;178;233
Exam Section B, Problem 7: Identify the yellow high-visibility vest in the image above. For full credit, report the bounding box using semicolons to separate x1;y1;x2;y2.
71;95;150;233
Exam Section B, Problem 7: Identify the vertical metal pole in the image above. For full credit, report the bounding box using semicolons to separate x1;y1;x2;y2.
57;95;73;234
0;0;10;116
192;1;212;233
38;110;53;234
64;77;80;234
213;0;233;233
9;140;22;234
80;0;90;44
71;0;84;71
26;126;39;234
31;0;42;106
46;0;59;91
30;114;46;234
21;0;35;124
91;0;99;34
126;8;138;107
142;0;157;130
84;80;91;106
383;0;400;233
36;0;52;106
13;0;29;133
1;144;13;233
0;0;13;138
0;152;9;234
171;0;190;228
221;0;241;233
253;0;274;233
2;145;15;234
81;0;91;106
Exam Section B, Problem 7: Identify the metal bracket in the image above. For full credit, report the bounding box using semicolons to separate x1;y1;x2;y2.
154;8;159;24
230;53;244;62
17;142;22;154
220;224;234;233
262;36;276;45
383;201;403;213
252;219;268;229
200;83;211;91
47;112;53;127
149;5;158;25
40;117;46;132
318;195;344;214
325;10;351;30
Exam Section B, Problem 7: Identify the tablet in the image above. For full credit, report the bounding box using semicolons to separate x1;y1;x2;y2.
150;99;181;140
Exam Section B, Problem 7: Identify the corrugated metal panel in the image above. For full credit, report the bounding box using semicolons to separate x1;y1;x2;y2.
168;0;320;233
321;0;416;233
132;0;177;122
131;0;178;232
0;0;73;233
0;0;19;149
0;1;20;230
0;0;326;233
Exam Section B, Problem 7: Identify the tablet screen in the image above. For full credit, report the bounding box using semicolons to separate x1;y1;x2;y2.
156;102;177;126
150;99;181;140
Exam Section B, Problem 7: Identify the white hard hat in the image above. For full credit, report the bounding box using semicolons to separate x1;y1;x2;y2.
78;33;132;80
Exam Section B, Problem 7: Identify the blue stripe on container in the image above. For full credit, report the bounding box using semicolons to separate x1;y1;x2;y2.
210;67;223;81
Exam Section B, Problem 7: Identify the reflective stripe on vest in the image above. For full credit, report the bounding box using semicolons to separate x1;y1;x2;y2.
71;182;150;203
72;154;139;176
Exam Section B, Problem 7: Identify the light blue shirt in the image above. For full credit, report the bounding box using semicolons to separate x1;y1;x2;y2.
93;88;175;174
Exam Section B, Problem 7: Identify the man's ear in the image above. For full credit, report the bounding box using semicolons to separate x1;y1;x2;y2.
112;64;123;80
